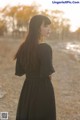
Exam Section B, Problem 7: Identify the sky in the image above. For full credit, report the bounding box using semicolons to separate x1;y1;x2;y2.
0;0;80;31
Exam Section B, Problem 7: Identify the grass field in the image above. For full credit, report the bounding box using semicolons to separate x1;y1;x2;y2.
0;37;80;120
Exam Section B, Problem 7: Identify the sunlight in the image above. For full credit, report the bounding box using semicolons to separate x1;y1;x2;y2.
0;0;80;32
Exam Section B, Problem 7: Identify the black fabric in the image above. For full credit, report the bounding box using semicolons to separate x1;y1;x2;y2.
39;43;55;77
15;58;25;76
15;43;56;120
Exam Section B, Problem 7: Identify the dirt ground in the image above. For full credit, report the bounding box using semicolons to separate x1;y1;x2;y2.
0;37;80;120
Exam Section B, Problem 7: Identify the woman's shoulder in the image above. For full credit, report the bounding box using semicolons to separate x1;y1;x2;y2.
38;43;52;49
38;43;52;53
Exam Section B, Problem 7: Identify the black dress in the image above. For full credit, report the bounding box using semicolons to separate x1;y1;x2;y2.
15;43;56;120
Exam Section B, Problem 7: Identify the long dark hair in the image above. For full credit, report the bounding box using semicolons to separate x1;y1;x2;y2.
14;15;51;72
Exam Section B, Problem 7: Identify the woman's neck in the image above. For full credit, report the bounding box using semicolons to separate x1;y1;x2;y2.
38;36;46;44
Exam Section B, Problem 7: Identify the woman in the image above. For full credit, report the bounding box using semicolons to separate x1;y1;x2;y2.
14;15;56;120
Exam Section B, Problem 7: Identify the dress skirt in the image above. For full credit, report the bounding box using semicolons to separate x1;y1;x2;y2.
16;76;56;120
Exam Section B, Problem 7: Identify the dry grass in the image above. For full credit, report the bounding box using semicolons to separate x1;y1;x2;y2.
0;37;80;120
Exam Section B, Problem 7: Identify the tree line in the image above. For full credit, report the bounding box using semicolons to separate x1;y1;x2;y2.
0;4;80;40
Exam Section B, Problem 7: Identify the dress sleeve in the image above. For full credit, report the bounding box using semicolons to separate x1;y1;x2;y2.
15;58;25;76
39;44;55;78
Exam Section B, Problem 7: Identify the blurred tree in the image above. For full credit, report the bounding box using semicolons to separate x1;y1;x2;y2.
16;5;38;31
50;10;64;39
60;18;70;40
50;10;70;40
41;9;49;16
0;5;71;39
0;20;7;36
75;27;80;40
2;5;18;31
1;5;38;37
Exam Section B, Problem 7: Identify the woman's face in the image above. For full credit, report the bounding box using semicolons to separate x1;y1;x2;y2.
40;22;51;37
